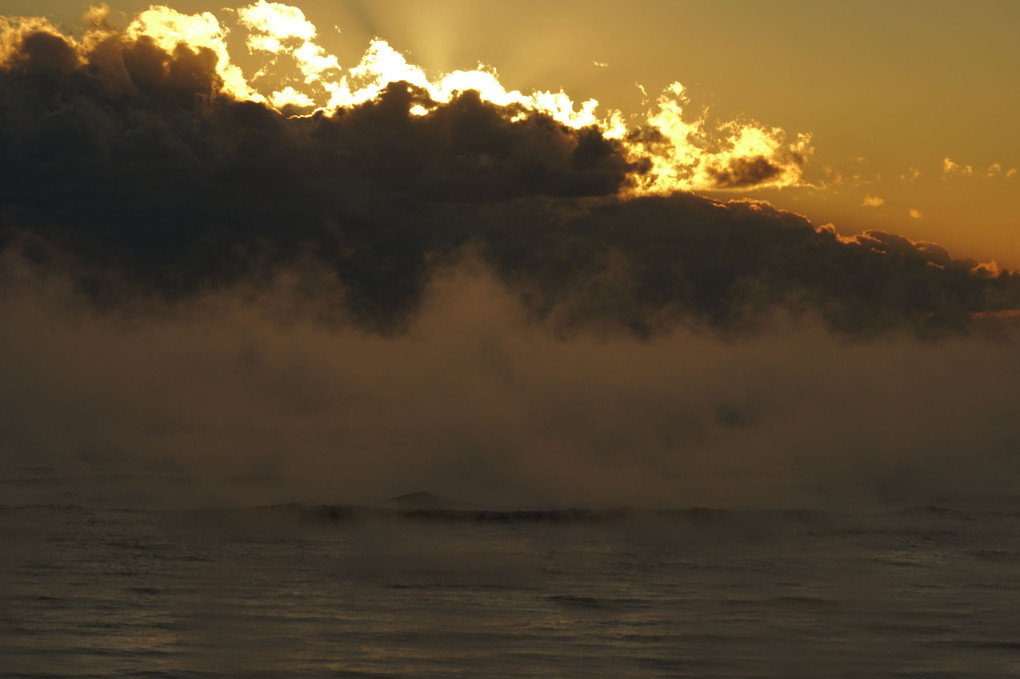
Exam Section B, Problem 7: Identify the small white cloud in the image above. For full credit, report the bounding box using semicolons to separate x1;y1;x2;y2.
821;167;844;187
593;61;609;68
909;208;924;219
971;260;1001;278
270;86;315;109
83;3;110;26
900;166;921;181
861;194;885;207
943;157;973;176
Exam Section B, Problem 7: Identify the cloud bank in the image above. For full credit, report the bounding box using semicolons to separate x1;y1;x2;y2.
1;10;1017;336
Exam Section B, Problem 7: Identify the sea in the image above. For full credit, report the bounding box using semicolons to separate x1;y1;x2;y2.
2;485;1020;678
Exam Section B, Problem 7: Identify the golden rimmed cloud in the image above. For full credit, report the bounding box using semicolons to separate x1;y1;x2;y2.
0;2;812;195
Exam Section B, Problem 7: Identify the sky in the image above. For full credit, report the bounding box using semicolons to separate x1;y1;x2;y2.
2;1;1020;511
5;0;1019;266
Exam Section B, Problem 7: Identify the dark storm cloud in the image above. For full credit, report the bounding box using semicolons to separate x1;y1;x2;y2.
1;27;1019;337
844;230;956;267
705;155;784;189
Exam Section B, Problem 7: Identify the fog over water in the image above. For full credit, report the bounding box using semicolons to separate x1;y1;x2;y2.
3;257;1020;511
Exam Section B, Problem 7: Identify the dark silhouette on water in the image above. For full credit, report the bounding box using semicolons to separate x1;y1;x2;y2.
259;495;836;525
386;491;459;509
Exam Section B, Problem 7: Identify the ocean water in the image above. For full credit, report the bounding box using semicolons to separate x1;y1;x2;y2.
2;498;1020;678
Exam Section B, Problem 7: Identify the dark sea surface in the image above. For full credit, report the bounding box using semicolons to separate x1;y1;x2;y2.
2;490;1020;678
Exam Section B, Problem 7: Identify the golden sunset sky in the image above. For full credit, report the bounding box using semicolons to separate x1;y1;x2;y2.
7;0;1019;265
